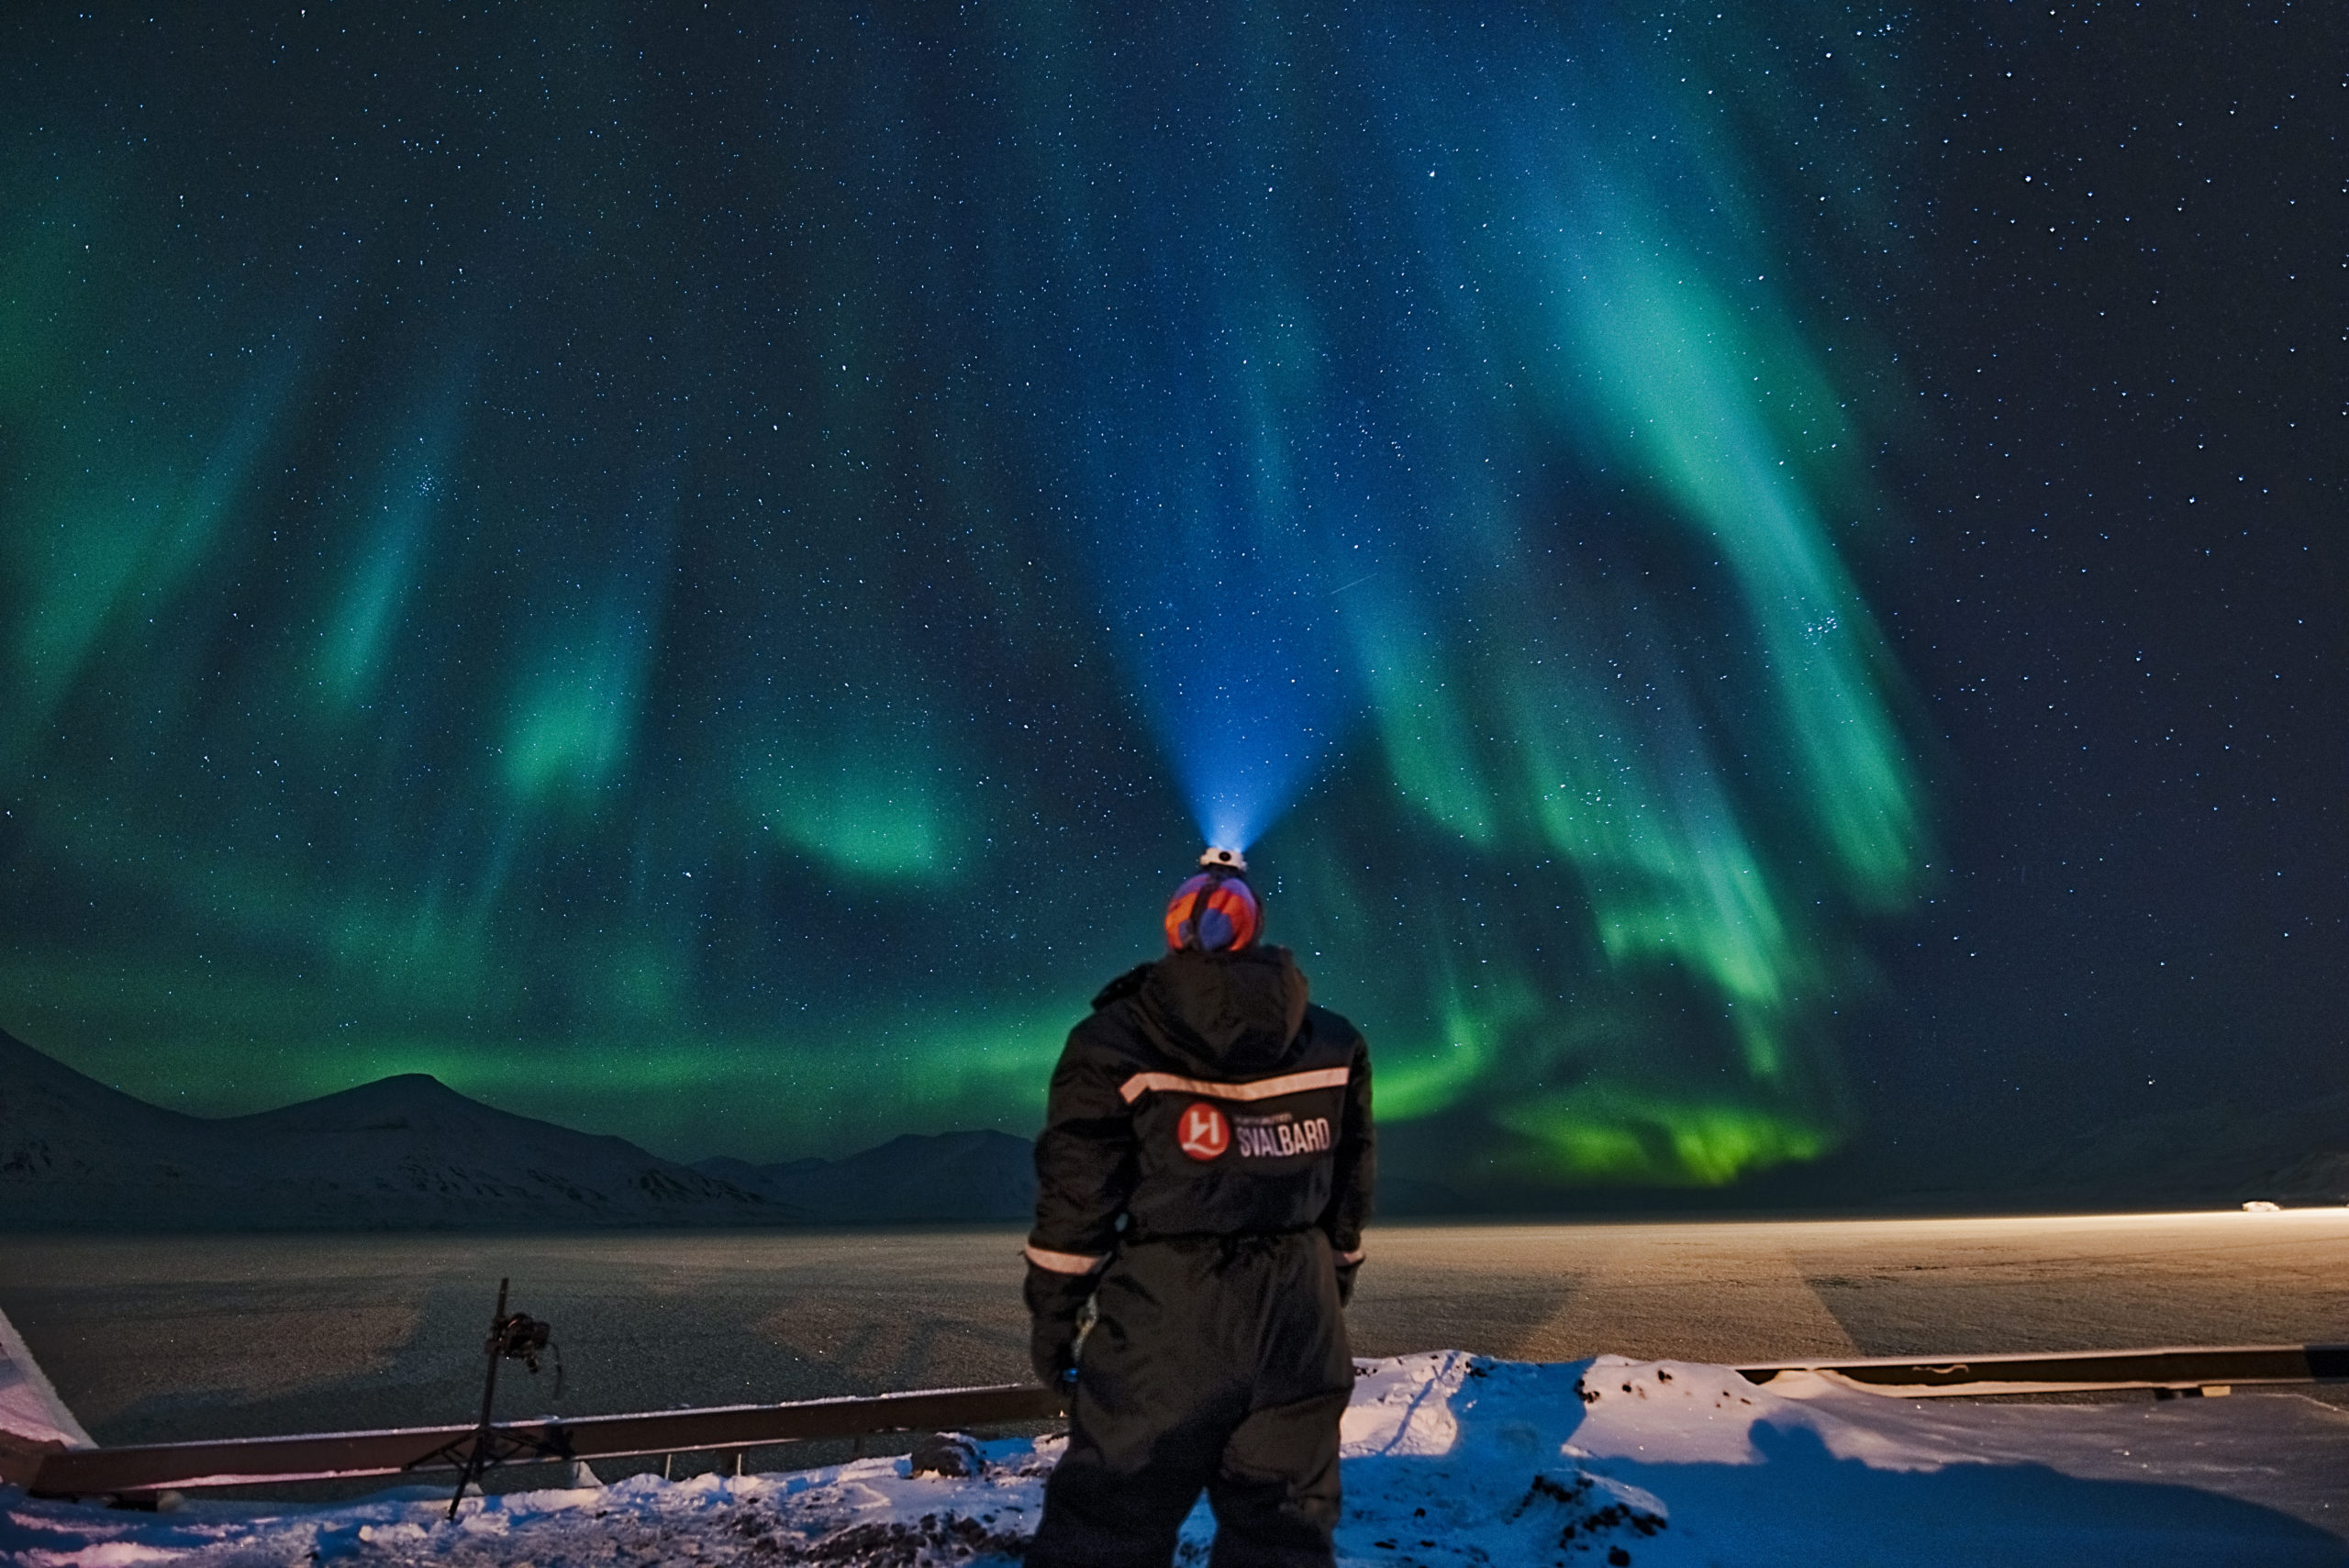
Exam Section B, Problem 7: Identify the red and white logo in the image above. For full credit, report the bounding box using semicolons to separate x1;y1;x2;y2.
1176;1101;1230;1161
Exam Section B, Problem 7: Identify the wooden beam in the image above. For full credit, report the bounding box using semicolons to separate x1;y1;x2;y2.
1734;1342;2349;1397
31;1383;1067;1497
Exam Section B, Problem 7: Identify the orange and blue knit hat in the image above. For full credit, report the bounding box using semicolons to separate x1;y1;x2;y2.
1164;872;1260;951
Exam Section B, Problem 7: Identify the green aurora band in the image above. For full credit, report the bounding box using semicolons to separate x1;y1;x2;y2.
0;1;1931;1193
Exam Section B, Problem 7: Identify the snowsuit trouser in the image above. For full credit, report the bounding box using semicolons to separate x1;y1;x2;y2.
1027;1230;1353;1568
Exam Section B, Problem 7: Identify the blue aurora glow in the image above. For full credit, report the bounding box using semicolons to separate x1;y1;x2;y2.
1030;6;1920;877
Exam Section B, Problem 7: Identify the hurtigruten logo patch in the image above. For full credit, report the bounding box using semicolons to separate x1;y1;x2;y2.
1176;1102;1230;1161
1234;1116;1332;1159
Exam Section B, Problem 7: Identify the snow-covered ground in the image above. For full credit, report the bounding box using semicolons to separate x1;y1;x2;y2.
0;1308;91;1453
6;1352;2346;1566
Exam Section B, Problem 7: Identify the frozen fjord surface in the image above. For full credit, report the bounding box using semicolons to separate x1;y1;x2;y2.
5;1351;2345;1566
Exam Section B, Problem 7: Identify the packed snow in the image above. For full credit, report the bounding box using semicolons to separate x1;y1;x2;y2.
6;1351;2346;1566
0;1308;90;1452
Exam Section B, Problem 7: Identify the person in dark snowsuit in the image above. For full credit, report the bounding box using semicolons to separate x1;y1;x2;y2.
1023;851;1375;1568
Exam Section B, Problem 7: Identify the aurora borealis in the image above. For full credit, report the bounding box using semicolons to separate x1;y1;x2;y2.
4;3;2335;1199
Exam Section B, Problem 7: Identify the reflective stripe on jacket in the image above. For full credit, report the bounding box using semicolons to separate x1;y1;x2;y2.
1029;944;1375;1265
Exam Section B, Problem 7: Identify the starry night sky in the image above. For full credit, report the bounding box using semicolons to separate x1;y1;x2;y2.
1;2;2335;1197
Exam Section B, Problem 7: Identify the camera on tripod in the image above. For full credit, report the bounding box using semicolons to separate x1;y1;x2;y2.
490;1309;554;1379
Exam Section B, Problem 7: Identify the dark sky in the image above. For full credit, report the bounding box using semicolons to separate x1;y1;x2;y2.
0;1;2335;1196
1843;1;2340;1187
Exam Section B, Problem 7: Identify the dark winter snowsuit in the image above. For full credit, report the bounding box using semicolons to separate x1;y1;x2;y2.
1023;944;1375;1568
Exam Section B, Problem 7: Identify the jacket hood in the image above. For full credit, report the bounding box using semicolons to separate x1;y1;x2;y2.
1132;945;1311;1075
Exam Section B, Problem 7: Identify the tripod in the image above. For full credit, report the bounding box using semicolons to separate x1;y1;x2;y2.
413;1278;565;1519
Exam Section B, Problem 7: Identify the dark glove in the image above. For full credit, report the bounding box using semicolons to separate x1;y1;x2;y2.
1335;1257;1361;1307
1024;1260;1096;1386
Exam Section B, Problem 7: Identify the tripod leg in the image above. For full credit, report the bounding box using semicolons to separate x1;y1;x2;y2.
449;1280;511;1520
447;1447;478;1521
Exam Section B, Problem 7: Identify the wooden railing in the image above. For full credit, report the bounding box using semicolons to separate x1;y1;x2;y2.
27;1382;1066;1498
25;1341;2349;1500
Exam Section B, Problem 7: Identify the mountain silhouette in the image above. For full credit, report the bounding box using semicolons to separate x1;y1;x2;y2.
0;1029;794;1229
695;1130;1038;1224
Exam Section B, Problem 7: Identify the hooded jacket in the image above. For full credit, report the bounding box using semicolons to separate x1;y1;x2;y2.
1025;944;1375;1277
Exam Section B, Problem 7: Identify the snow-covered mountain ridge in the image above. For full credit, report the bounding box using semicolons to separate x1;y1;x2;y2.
0;1030;1029;1230
692;1132;1035;1224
